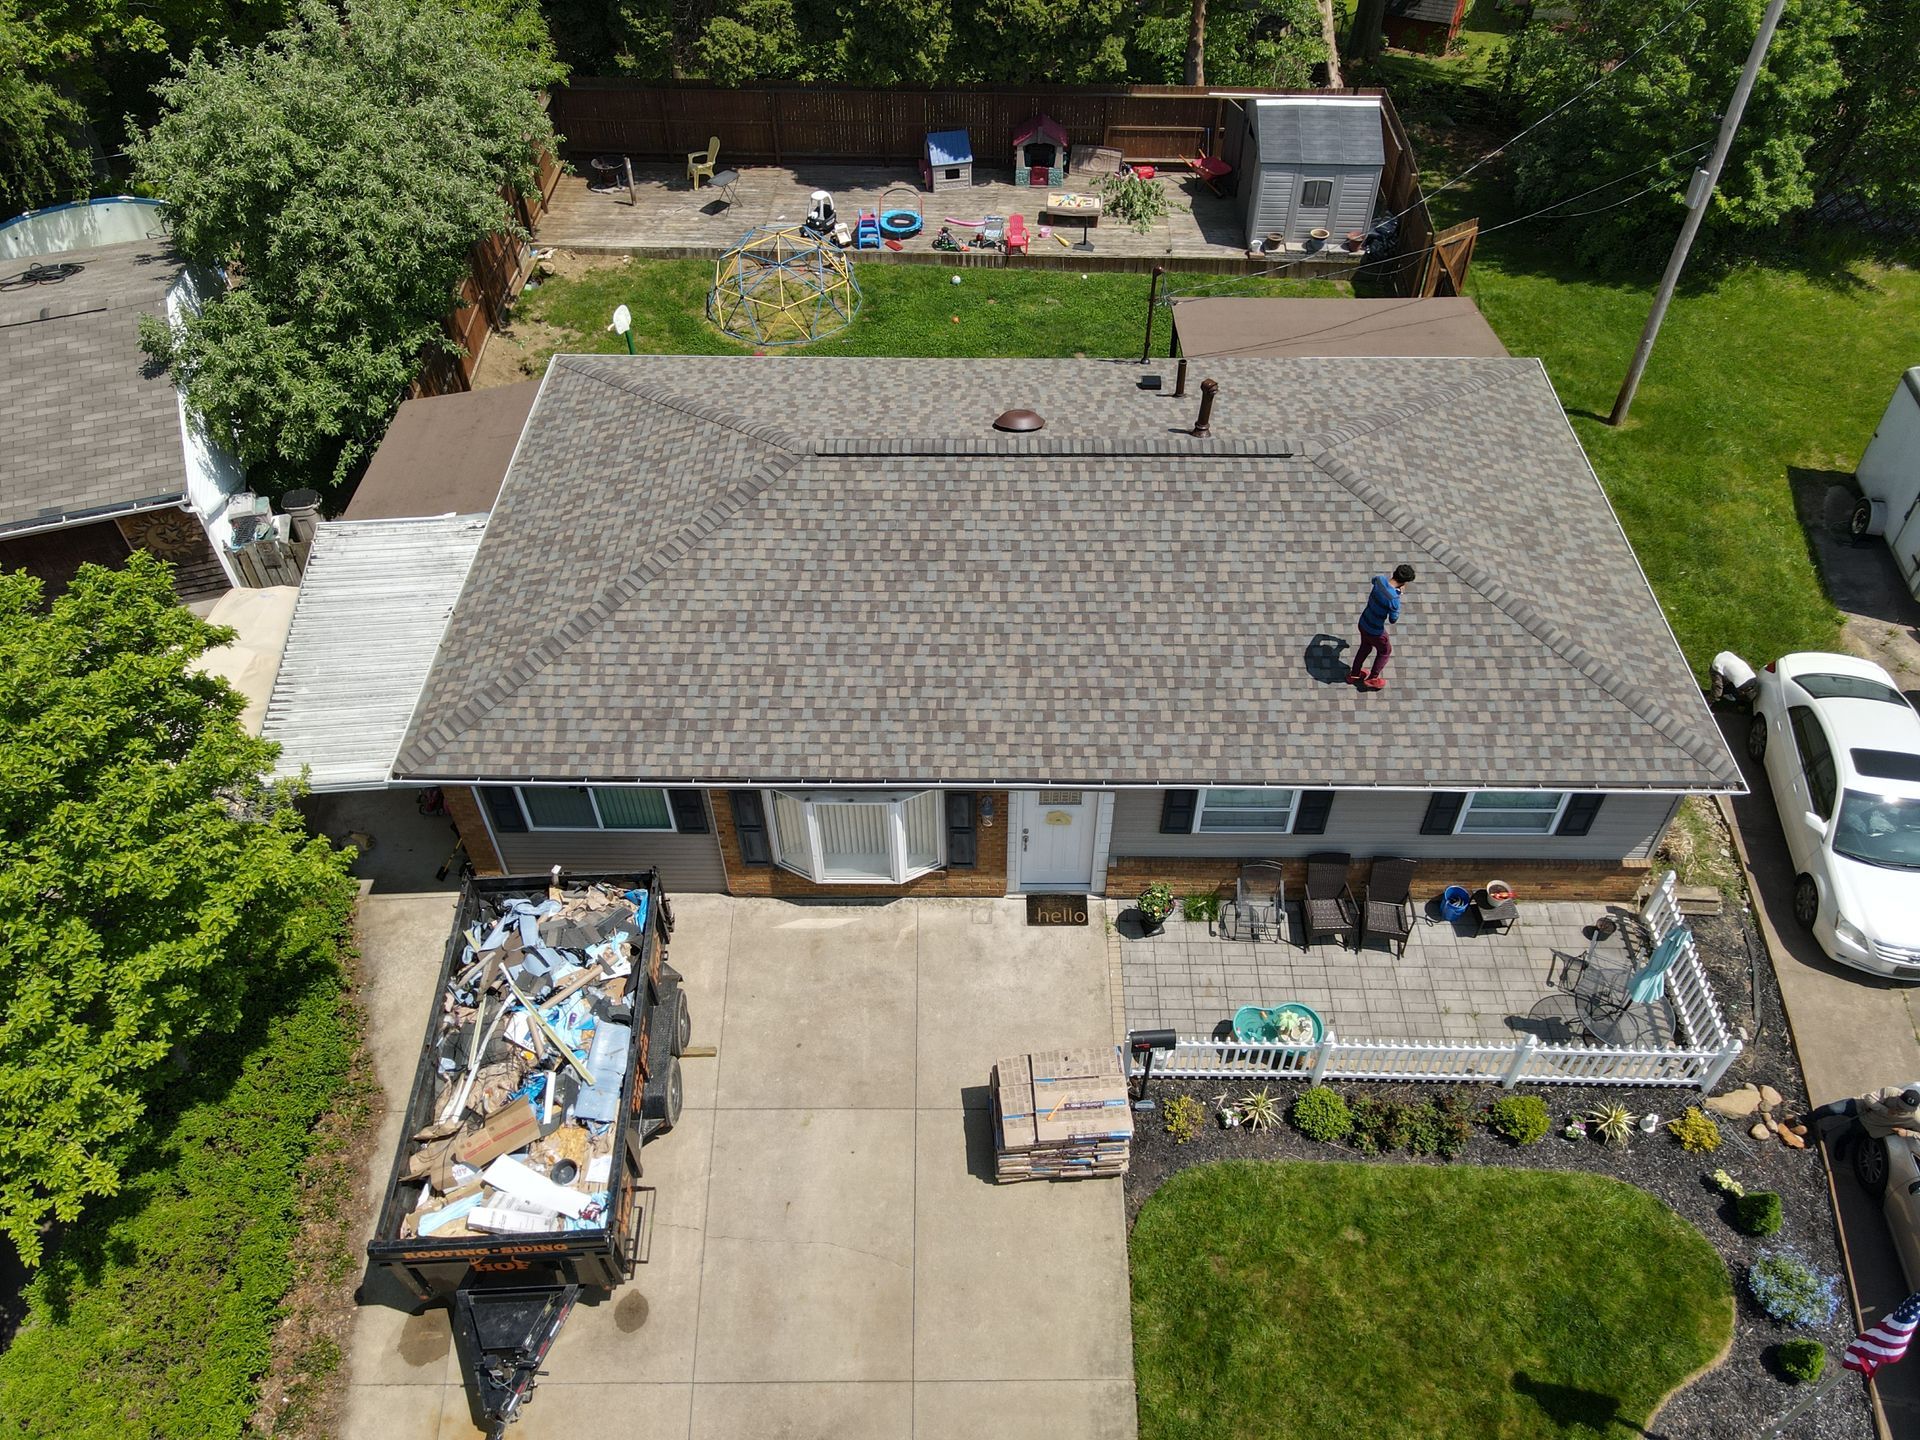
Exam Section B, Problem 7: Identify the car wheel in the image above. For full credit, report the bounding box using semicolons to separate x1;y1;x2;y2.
1856;1136;1891;1199
1747;714;1768;762
1792;874;1820;932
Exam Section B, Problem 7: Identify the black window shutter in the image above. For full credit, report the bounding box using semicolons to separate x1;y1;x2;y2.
480;786;527;833
729;791;770;865
667;789;709;834
1420;792;1466;835
1556;794;1605;837
946;793;977;867
1295;790;1335;835
1161;790;1199;834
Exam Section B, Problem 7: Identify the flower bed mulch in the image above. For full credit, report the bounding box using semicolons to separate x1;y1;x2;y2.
1122;903;1875;1439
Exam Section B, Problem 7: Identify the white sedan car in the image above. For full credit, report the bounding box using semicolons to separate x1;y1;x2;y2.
1746;652;1920;978
1855;1131;1920;1289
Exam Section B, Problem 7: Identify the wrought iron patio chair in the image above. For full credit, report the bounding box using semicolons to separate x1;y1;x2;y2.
1223;862;1288;943
1361;855;1418;958
1303;851;1357;951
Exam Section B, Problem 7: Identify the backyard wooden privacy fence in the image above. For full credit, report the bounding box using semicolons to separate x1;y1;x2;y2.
1132;873;1745;1094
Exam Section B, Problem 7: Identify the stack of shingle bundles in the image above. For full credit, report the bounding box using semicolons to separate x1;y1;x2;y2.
990;1046;1132;1183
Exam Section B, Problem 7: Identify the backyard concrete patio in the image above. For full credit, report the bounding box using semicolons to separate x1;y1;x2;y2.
1110;897;1680;1049
534;165;1367;275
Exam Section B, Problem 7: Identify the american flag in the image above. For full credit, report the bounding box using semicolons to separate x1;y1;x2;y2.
1843;1292;1920;1378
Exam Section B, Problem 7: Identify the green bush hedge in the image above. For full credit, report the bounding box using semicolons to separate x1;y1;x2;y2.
1487;1094;1552;1145
0;963;354;1439
1733;1190;1784;1237
1289;1086;1353;1143
1778;1339;1826;1384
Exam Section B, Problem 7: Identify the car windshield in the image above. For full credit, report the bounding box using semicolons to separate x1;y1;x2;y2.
1795;672;1910;706
1834;790;1920;870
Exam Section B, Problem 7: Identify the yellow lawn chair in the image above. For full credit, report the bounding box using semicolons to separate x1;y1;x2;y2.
688;136;720;190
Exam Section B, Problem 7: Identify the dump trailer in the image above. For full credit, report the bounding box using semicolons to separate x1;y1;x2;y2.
367;869;688;1436
1854;366;1920;600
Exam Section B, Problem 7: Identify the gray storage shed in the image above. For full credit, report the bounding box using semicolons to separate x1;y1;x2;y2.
1237;96;1385;251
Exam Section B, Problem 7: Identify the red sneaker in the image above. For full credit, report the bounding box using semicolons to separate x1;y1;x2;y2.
1362;675;1388;690
1345;670;1365;684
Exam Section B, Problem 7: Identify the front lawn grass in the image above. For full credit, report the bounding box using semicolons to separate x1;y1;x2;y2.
513;257;1344;366
1130;1160;1732;1440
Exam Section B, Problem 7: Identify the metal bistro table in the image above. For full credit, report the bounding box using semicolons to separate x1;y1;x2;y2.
1042;192;1101;251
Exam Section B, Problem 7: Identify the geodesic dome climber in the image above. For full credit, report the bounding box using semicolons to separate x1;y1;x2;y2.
708;226;862;346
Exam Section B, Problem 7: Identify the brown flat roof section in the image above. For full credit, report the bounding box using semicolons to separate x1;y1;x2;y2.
1170;297;1508;361
343;381;540;520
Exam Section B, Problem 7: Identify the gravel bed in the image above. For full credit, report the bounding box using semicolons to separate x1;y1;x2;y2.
1122;903;1874;1439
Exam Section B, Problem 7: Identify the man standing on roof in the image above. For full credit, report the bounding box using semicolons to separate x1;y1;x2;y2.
1348;564;1416;691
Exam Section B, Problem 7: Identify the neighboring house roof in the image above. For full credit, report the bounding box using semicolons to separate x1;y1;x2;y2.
0;240;188;535
1249;97;1384;169
394;355;1740;793
263;516;488;791
344;381;540;520
1385;0;1463;25
1172;298;1508;360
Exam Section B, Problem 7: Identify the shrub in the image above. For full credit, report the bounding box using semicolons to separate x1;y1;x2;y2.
1711;1169;1747;1198
1486;1094;1551;1146
1181;892;1220;923
1349;1096;1414;1155
1164;1093;1204;1144
1238;1087;1282;1132
1289;1086;1353;1143
1749;1250;1842;1328
1586;1102;1638;1148
1404;1102;1449;1157
1667;1107;1723;1153
1434;1091;1478;1158
1734;1190;1785;1237
1778;1339;1826;1385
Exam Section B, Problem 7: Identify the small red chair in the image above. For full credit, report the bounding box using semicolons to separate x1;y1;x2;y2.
1006;213;1029;255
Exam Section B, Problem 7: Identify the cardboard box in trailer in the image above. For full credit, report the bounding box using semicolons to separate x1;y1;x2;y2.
1855;366;1920;600
366;869;689;1437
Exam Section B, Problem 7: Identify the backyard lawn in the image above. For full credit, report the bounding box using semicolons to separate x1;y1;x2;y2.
1130;1161;1732;1439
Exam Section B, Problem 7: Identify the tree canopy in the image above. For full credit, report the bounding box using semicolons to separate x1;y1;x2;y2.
130;0;562;490
0;555;355;1264
1502;0;1857;260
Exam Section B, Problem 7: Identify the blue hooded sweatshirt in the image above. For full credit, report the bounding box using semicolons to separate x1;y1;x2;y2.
1358;575;1401;636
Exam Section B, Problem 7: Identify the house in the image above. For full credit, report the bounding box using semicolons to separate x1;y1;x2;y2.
363;352;1739;902
0;237;246;602
1235;96;1384;251
1382;0;1470;54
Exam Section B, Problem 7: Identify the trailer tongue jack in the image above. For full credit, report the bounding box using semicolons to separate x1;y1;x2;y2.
454;1283;579;1437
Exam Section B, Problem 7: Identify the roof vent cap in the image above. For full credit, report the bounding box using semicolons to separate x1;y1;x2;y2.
993;408;1045;433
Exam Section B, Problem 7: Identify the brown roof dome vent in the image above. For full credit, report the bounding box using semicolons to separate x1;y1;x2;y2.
993;408;1045;433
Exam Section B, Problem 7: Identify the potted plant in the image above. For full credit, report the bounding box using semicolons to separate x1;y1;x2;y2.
1136;882;1174;936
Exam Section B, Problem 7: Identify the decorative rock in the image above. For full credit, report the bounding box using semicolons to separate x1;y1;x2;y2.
1789;1123;1809;1137
1763;1113;1780;1133
1750;1122;1773;1140
1708;1087;1764;1118
1760;1084;1784;1109
1780;1128;1806;1150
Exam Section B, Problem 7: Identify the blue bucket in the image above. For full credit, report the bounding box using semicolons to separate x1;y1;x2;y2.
1440;885;1471;922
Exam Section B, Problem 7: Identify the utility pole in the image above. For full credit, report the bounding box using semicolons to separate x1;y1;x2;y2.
1608;0;1786;426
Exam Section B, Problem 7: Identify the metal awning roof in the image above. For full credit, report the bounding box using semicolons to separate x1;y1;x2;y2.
262;515;486;791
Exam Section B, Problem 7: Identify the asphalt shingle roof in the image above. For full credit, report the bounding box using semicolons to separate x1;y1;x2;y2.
0;241;188;533
395;355;1740;792
1250;98;1385;170
1385;0;1462;26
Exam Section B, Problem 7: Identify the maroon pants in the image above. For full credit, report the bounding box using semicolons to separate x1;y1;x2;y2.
1353;627;1392;677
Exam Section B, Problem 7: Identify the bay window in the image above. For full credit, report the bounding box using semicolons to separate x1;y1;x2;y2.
768;789;946;883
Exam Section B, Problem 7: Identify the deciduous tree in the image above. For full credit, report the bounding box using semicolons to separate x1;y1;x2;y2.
0;556;355;1264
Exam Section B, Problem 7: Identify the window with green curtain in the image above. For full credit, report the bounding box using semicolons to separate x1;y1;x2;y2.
520;786;597;828
592;787;672;829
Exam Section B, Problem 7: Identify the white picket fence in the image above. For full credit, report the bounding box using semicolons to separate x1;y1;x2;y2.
1134;872;1744;1094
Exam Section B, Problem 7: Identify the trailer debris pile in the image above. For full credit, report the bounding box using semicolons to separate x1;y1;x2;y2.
400;880;657;1240
991;1047;1132;1182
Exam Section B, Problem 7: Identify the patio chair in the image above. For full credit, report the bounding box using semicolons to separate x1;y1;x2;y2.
1223;862;1288;943
1579;925;1689;1023
1361;856;1418;958
688;136;720;190
1006;214;1030;255
1303;852;1357;951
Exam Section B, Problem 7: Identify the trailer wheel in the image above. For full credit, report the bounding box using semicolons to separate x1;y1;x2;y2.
643;1055;685;1132
671;988;691;1056
663;1056;683;1130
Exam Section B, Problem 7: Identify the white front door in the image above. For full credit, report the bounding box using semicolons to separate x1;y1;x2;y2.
1017;790;1097;889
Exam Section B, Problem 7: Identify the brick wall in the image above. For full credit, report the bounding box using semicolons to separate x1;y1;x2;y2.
711;789;1009;898
448;786;506;876
1105;854;1652;904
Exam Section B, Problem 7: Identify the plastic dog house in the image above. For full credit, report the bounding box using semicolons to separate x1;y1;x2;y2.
923;130;973;192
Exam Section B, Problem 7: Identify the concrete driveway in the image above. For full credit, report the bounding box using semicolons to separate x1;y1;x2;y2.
1715;712;1920;1438
341;893;1136;1440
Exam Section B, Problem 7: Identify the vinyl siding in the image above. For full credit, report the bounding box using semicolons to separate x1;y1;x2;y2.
1248;163;1384;246
1109;790;1680;863
493;791;729;891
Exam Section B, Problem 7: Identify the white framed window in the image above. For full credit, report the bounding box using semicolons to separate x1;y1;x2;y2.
1195;787;1298;833
511;785;677;832
767;789;946;884
1455;791;1568;836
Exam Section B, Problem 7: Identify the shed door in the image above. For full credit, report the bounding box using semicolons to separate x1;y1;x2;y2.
1293;175;1335;238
